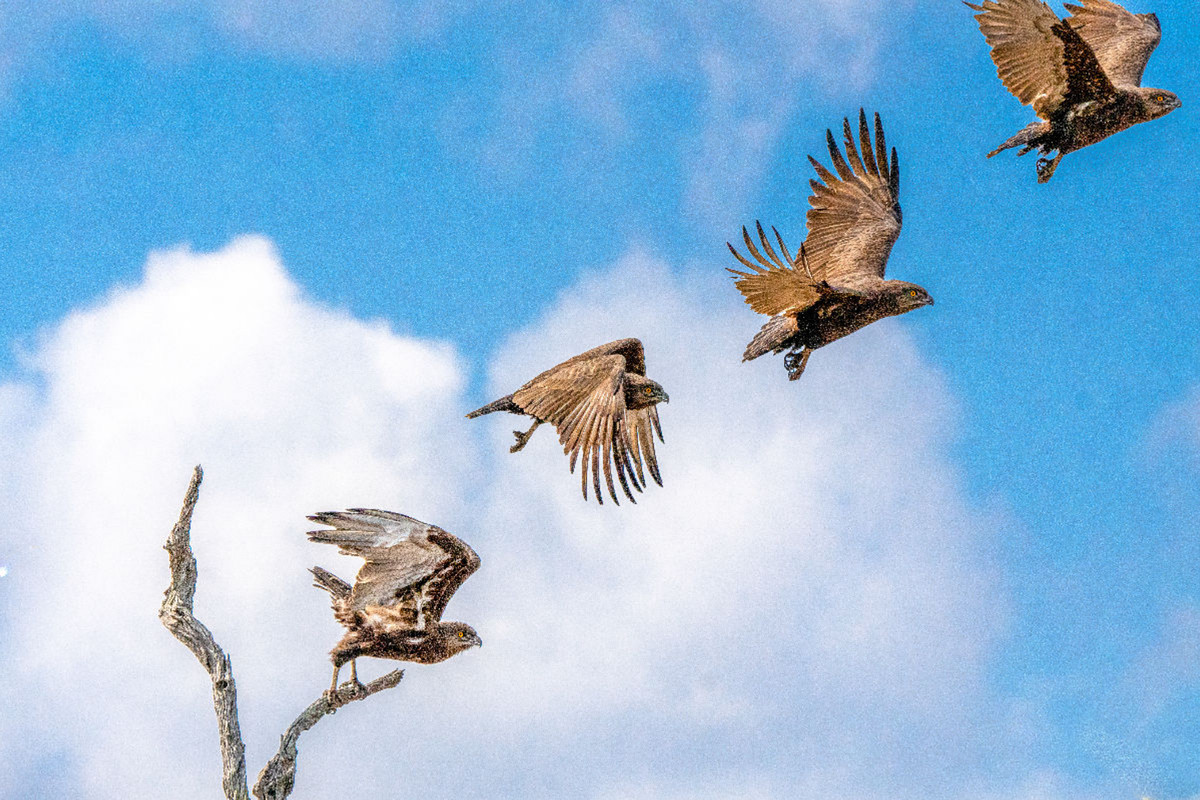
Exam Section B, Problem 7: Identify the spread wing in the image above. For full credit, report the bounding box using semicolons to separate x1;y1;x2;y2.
558;338;647;376
727;222;825;316
727;222;867;316
803;111;902;291
966;0;1071;117
307;509;480;628
513;354;653;505
1065;0;1161;87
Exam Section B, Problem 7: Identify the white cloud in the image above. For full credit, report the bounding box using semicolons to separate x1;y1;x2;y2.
0;0;465;92
463;1;915;231
0;236;470;797
0;238;1073;799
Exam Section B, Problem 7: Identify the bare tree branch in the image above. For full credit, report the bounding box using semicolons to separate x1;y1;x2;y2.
160;466;407;800
253;670;404;800
159;465;250;800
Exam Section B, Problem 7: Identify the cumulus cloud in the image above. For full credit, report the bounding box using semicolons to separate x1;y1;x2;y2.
0;236;470;797
0;238;1066;798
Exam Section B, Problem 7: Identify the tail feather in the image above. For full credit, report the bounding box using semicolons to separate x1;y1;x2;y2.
310;566;351;600
466;394;520;418
988;121;1051;158
743;315;798;362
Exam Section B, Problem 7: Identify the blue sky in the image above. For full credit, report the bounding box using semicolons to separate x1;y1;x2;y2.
1;1;1198;798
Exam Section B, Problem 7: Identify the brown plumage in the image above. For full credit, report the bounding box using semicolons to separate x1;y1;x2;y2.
727;110;933;382
308;509;481;694
966;0;1180;182
467;338;668;506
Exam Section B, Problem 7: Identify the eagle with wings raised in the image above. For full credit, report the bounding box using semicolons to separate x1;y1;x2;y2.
728;110;933;382
966;0;1180;183
308;509;481;695
466;338;668;506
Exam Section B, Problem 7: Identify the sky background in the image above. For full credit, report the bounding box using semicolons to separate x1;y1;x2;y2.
0;1;1198;798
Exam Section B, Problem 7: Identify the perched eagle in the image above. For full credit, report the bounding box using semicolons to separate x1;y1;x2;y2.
308;509;481;694
966;0;1180;183
466;338;668;506
728;110;933;382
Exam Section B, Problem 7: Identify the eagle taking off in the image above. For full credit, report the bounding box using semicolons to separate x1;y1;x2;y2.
466;338;668;506
308;509;481;695
966;0;1180;183
728;110;933;382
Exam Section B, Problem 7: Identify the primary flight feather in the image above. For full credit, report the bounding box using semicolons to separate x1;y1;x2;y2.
966;0;1180;182
467;338;668;506
308;509;481;694
728;110;933;382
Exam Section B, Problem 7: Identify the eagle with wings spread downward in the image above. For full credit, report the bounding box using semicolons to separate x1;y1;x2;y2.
728;110;933;382
966;0;1180;182
467;338;668;506
308;509;481;695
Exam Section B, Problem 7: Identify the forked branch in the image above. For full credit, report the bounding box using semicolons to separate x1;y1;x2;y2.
159;466;404;800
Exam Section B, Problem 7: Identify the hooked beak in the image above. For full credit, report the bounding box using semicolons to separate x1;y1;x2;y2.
661;391;670;403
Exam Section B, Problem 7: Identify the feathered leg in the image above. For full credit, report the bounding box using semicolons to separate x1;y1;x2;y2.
1036;153;1064;183
510;419;542;453
783;349;811;381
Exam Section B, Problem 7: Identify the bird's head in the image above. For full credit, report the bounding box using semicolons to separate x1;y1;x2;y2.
444;622;483;652
1141;88;1181;119
890;281;934;312
625;375;670;410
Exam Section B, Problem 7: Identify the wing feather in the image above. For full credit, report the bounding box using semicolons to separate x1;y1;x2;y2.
966;0;1070;118
307;509;479;626
727;224;826;317
803;110;902;290
1065;0;1160;87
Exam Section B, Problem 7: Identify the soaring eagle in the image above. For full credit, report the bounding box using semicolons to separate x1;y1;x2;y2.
466;338;668;506
308;509;481;694
728;110;933;382
966;0;1180;183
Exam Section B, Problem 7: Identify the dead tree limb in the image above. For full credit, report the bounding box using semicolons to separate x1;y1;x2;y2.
159;465;249;800
159;466;405;800
252;669;404;799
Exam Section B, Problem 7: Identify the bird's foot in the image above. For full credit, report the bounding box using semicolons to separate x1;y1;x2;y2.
325;679;366;704
783;349;810;381
1036;155;1062;184
509;420;541;453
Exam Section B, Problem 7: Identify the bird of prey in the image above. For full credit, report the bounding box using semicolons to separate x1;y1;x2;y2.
966;0;1180;183
466;338;668;506
308;509;481;694
727;110;933;382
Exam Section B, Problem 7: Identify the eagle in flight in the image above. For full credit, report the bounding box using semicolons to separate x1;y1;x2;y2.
966;0;1180;183
467;338;668;506
308;509;481;695
728;110;933;382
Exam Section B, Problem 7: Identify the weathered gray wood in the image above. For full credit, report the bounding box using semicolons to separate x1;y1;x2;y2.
159;465;249;800
253;670;404;799
160;466;406;800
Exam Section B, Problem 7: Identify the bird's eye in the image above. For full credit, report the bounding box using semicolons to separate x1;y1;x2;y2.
643;387;653;396
908;289;918;298
1155;94;1166;103
458;631;465;639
